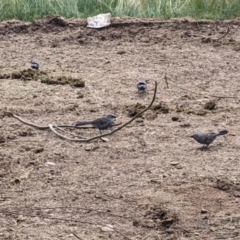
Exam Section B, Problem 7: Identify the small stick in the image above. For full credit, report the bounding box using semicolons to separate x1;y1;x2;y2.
164;74;169;88
0;209;131;240
164;75;236;99
71;232;84;240
216;27;230;41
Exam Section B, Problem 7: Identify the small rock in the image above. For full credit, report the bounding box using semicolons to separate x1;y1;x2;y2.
116;50;126;55
85;144;99;151
45;161;56;166
101;224;114;232
142;219;155;228
170;162;179;166
172;116;179;121
201;209;208;214
165;229;174;234
101;137;109;142
224;226;235;230
33;147;44;154
17;215;27;222
234;191;240;197
175;165;183;169
196;109;207;116
162;218;174;227
179;123;191;128
0;135;5;143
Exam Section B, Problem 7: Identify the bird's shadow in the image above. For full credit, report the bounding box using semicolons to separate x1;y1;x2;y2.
193;143;222;151
198;146;209;151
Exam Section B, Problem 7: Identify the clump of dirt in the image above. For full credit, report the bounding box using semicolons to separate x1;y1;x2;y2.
215;178;240;197
44;15;68;27
0;69;85;87
133;206;178;230
0;68;45;81
125;102;170;117
0;135;5;143
194;109;208;116
33;147;44;154
171;116;179;121
125;103;146;117
41;75;85;87
151;102;170;114
204;100;217;110
175;105;185;112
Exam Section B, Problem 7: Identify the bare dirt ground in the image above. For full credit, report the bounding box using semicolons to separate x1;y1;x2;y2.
0;16;240;240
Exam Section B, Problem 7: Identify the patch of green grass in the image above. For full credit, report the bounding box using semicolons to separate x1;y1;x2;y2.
0;0;239;21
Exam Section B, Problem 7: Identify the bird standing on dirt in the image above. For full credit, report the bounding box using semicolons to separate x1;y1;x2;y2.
31;61;39;70
137;81;147;92
75;114;116;133
191;130;228;147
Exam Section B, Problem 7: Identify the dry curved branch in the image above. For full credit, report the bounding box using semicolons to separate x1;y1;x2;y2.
7;81;158;142
6;112;49;130
49;81;158;142
7;111;121;131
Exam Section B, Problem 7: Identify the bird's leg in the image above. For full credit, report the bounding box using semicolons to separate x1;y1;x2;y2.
200;145;208;151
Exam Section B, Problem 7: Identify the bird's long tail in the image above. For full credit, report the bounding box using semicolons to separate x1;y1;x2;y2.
217;130;229;136
75;121;92;127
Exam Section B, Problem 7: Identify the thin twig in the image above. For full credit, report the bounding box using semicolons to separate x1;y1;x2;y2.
72;232;84;240
0;209;131;240
164;75;236;99
216;27;230;41
49;81;158;142
164;74;169;88
10;206;136;219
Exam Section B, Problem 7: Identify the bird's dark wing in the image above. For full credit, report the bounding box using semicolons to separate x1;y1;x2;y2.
204;133;217;145
92;117;112;130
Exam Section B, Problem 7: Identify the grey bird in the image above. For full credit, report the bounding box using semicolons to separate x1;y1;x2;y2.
137;81;147;92
191;130;228;147
31;61;39;70
75;114;116;132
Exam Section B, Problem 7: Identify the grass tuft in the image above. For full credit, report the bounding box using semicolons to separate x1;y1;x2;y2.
0;0;239;21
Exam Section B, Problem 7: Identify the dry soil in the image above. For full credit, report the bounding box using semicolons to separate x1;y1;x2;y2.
0;16;240;240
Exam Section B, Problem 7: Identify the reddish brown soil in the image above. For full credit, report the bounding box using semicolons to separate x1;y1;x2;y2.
0;16;240;240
